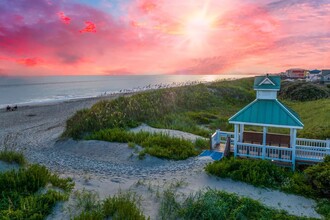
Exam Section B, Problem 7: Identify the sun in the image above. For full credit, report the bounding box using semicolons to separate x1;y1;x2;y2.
183;12;215;45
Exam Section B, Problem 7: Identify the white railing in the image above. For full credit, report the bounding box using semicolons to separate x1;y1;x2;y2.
296;138;330;162
210;130;234;150
296;145;329;162
237;143;293;162
265;146;293;162
212;130;330;163
237;143;263;159
296;138;328;148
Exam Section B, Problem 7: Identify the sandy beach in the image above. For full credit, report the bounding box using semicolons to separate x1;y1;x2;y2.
0;95;322;219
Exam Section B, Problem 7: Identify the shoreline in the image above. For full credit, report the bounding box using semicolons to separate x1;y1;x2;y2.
0;75;253;110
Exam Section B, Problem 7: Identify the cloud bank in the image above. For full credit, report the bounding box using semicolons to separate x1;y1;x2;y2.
0;0;329;75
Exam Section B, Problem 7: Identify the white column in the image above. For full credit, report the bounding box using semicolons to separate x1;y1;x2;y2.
262;127;267;159
326;139;330;156
291;128;297;170
234;124;239;158
239;124;244;142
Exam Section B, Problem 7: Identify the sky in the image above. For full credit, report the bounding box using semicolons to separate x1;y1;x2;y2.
0;0;329;76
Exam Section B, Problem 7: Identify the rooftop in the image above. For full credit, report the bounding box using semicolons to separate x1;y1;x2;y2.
253;75;281;90
229;99;304;129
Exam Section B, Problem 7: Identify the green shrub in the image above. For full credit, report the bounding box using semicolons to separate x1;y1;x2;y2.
0;150;26;166
279;82;329;101
316;199;330;220
87;129;199;160
205;157;290;188
304;156;330;198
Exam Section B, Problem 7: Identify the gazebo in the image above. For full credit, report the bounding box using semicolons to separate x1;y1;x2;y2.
228;75;304;170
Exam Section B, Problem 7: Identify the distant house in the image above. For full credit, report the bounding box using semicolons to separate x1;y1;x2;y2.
307;69;321;82
321;70;330;84
286;68;307;79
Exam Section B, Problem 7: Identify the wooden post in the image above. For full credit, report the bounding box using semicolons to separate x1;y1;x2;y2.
262;127;267;159
239;124;244;142
291;128;297;171
234;124;239;158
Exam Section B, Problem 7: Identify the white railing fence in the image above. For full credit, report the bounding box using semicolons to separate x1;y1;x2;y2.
210;130;234;150
211;131;330;163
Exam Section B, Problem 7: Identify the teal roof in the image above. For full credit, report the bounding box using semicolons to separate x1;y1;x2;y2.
229;99;304;128
254;75;281;90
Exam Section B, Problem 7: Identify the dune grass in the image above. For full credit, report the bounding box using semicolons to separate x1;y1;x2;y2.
0;163;74;219
159;188;313;220
0;151;74;219
63;78;329;141
0;150;26;166
63;78;255;139
73;191;146;220
86;128;206;160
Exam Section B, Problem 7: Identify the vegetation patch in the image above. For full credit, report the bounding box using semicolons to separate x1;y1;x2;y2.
159;188;311;220
63;78;255;139
86;128;202;160
0;153;74;219
279;81;329;101
0;150;26;166
205;157;291;188
205;156;330;219
63;78;329;140
73;191;146;220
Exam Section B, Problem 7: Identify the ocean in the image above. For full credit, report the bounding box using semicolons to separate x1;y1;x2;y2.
0;75;250;108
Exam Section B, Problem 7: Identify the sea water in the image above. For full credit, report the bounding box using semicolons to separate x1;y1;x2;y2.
0;75;249;108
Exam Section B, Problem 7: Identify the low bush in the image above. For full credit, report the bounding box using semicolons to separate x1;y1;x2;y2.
86;129;199;160
0;150;26;166
279;82;329;101
205;157;290;188
304;156;330;198
159;189;309;220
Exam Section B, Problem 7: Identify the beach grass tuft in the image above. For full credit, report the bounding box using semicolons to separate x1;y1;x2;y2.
0;150;26;166
73;191;146;220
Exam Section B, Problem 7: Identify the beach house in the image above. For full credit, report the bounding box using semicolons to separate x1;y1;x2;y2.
209;75;330;170
321;70;330;84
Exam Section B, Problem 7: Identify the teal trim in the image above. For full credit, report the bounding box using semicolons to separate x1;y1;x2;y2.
229;99;304;128
254;75;281;90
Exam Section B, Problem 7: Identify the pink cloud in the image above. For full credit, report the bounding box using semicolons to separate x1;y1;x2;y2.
57;12;71;24
79;21;97;33
0;0;329;76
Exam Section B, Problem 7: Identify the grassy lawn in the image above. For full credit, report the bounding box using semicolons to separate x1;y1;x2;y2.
0;151;74;219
